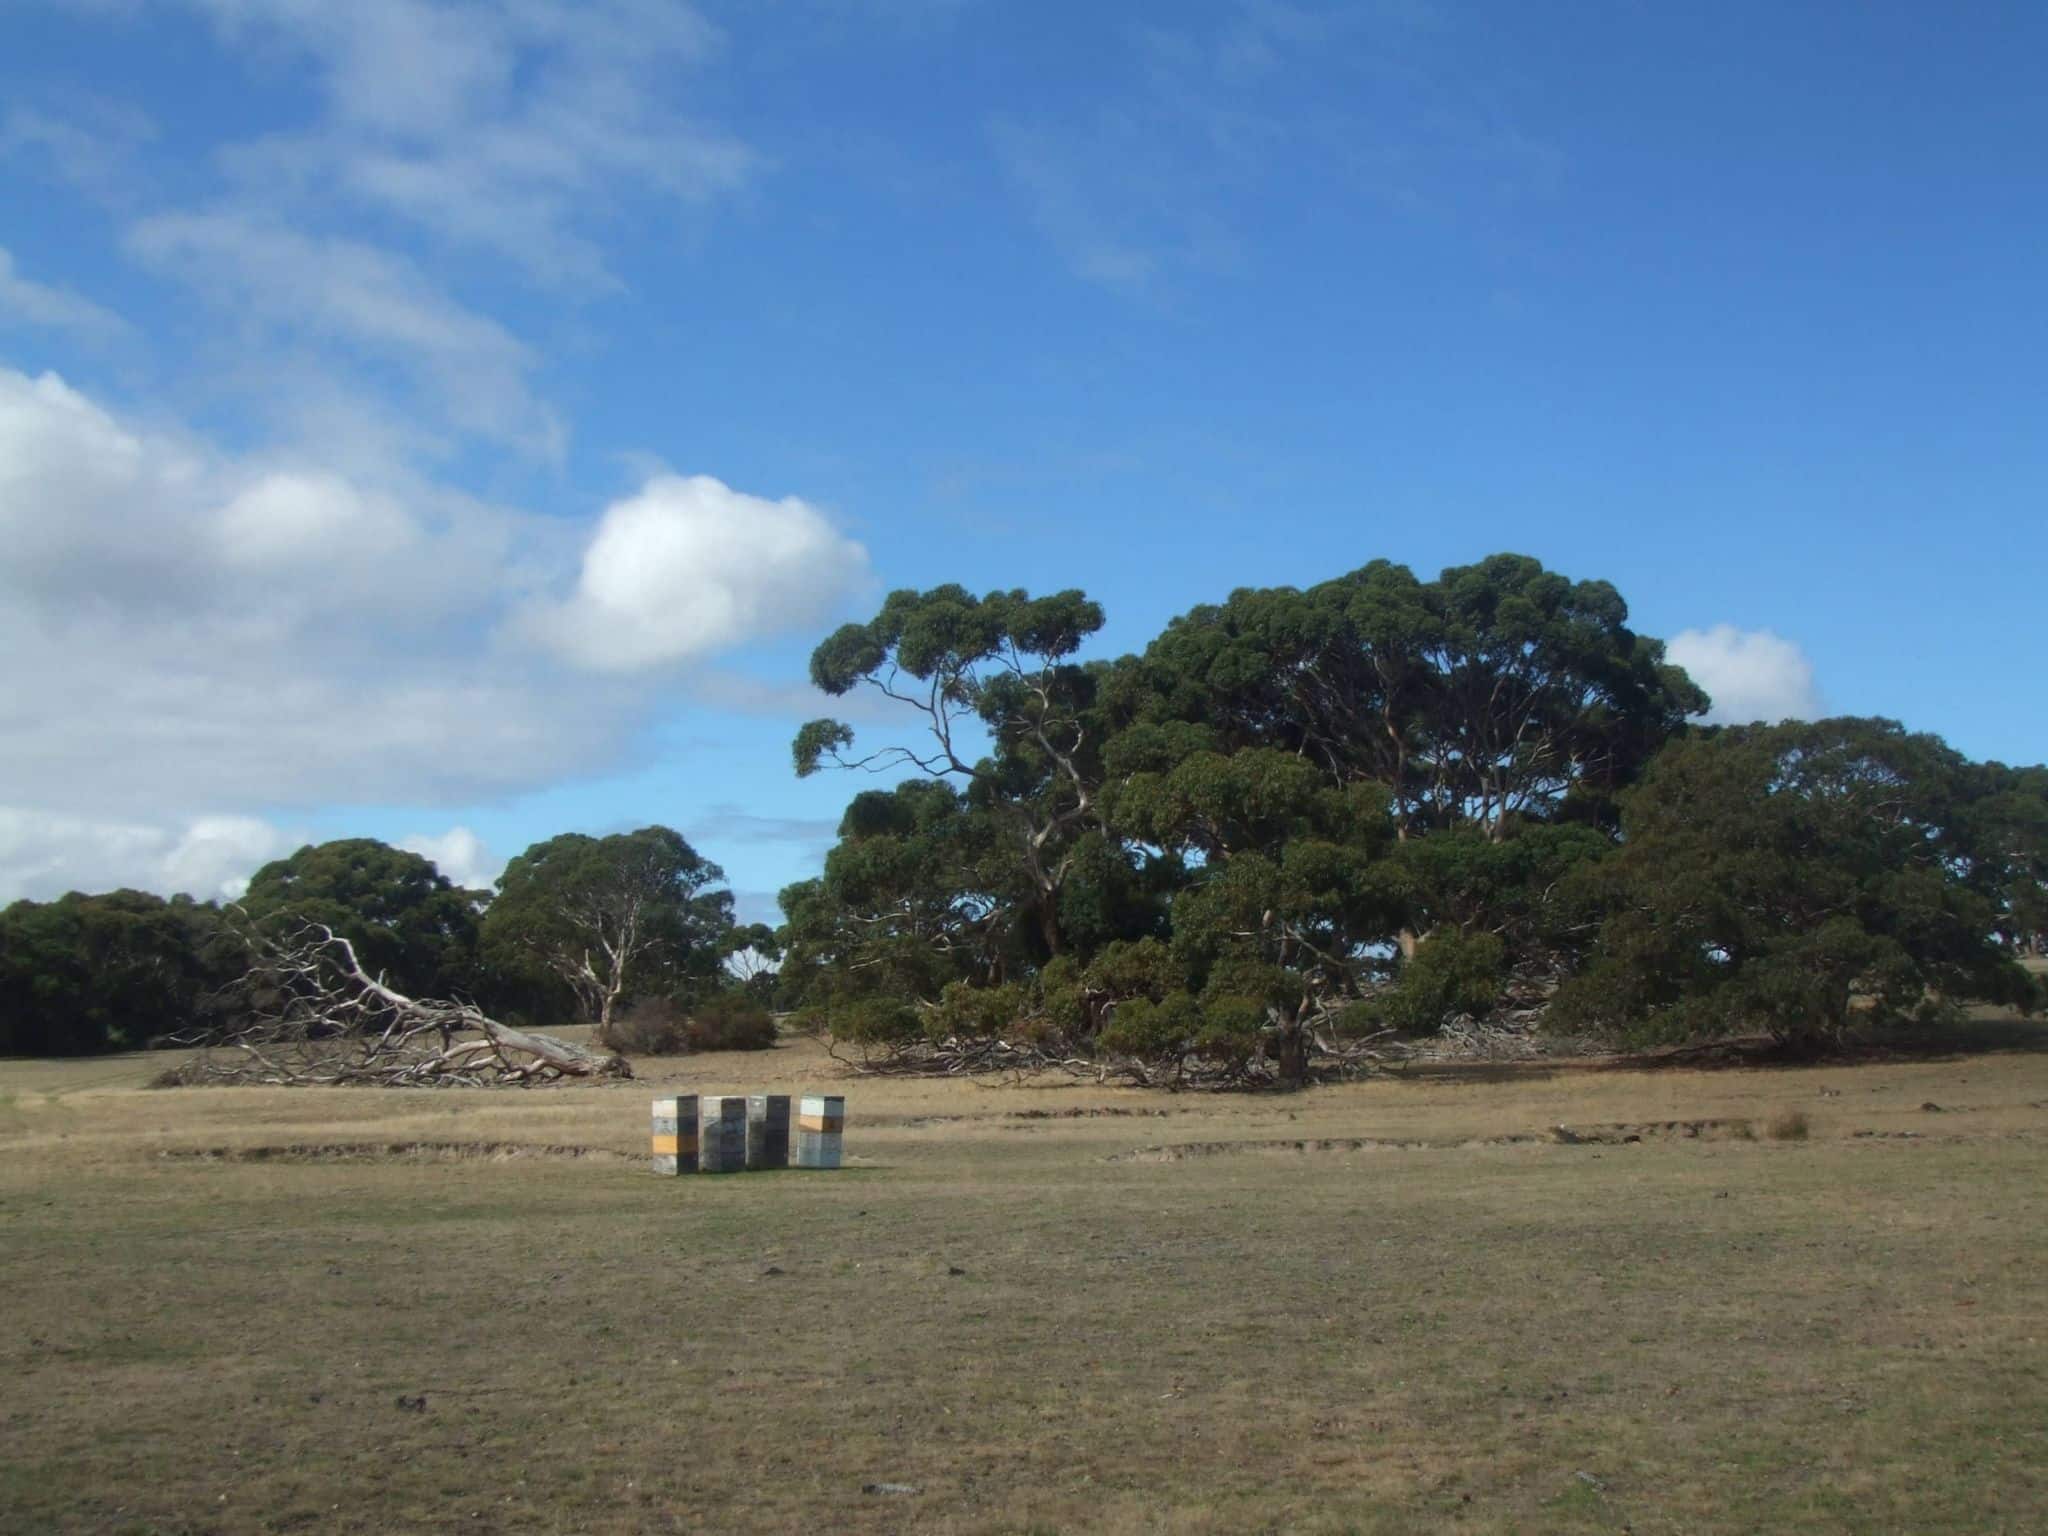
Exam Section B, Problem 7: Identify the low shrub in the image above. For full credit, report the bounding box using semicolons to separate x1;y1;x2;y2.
595;998;689;1055
682;994;777;1052
1765;1108;1812;1142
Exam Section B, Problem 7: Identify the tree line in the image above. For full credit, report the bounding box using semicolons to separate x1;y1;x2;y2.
0;827;773;1057
6;551;2042;1075
778;553;2046;1082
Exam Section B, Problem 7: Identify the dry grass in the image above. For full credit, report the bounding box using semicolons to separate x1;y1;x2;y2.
3;1021;2047;1534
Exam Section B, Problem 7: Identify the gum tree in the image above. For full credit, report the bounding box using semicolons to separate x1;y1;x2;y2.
795;584;1114;959
480;827;735;1029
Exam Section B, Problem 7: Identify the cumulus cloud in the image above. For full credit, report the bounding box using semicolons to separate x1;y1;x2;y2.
0;808;296;903
398;827;504;892
1668;625;1824;725
0;245;129;340
525;474;872;672
213;470;419;569
0;365;858;900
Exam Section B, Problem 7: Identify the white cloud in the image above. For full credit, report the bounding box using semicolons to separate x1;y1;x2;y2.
525;474;872;672
398;827;503;892
126;212;562;456
0;364;856;901
0;246;129;340
0;99;157;205
213;471;419;569
0;808;296;902
1668;625;1824;725
185;0;756;287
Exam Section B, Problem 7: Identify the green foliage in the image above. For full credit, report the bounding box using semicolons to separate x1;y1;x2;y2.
1550;719;2040;1050
1127;553;1706;837
1363;930;1509;1035
0;890;241;1055
480;827;735;1027
1964;762;2048;954
792;583;1115;960
679;993;778;1052
781;552;1730;1079
928;979;1033;1041
792;719;855;778
240;839;483;1002
795;995;922;1045
1098;990;1205;1059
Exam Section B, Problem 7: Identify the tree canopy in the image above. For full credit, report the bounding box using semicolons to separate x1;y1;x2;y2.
783;553;2044;1083
0;890;241;1056
479;826;737;1029
7;552;2041;1077
240;839;485;1002
1550;719;2042;1049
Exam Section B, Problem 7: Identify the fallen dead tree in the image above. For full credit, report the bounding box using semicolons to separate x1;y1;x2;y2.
819;999;1405;1091
824;1031;1097;1083
156;922;630;1088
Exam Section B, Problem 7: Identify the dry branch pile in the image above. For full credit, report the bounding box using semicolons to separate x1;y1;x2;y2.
156;923;630;1088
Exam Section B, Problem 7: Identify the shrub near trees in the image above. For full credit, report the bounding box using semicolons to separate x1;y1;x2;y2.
787;554;2046;1083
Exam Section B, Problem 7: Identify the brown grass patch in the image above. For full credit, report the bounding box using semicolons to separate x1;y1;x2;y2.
3;1025;2047;1532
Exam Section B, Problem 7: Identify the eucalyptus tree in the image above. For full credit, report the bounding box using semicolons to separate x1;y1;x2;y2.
795;584;1115;958
1105;745;1400;1082
775;779;1022;1015
0;890;238;1055
1550;719;2041;1049
240;838;485;1001
1132;555;1706;840
1963;761;2048;955
1125;554;1704;981
480;827;734;1029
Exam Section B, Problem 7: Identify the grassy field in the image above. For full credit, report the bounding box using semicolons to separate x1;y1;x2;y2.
4;1025;2047;1534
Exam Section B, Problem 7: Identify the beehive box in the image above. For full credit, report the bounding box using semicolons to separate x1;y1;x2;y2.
699;1096;748;1173
650;1096;698;1174
795;1094;845;1169
746;1094;791;1169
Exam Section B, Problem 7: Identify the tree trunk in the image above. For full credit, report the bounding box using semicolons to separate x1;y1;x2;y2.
1035;897;1063;958
1275;1020;1307;1088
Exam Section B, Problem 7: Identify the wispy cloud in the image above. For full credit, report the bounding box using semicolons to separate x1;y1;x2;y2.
990;1;1558;292
0;808;300;904
0;246;129;341
126;211;563;457
185;0;759;288
0;98;157;206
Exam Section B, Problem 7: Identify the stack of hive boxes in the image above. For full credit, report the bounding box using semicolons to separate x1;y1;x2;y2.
650;1094;839;1174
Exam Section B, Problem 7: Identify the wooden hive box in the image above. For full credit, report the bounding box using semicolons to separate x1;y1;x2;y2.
650;1096;699;1174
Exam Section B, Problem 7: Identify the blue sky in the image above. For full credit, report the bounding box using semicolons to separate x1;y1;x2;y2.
2;0;2044;917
